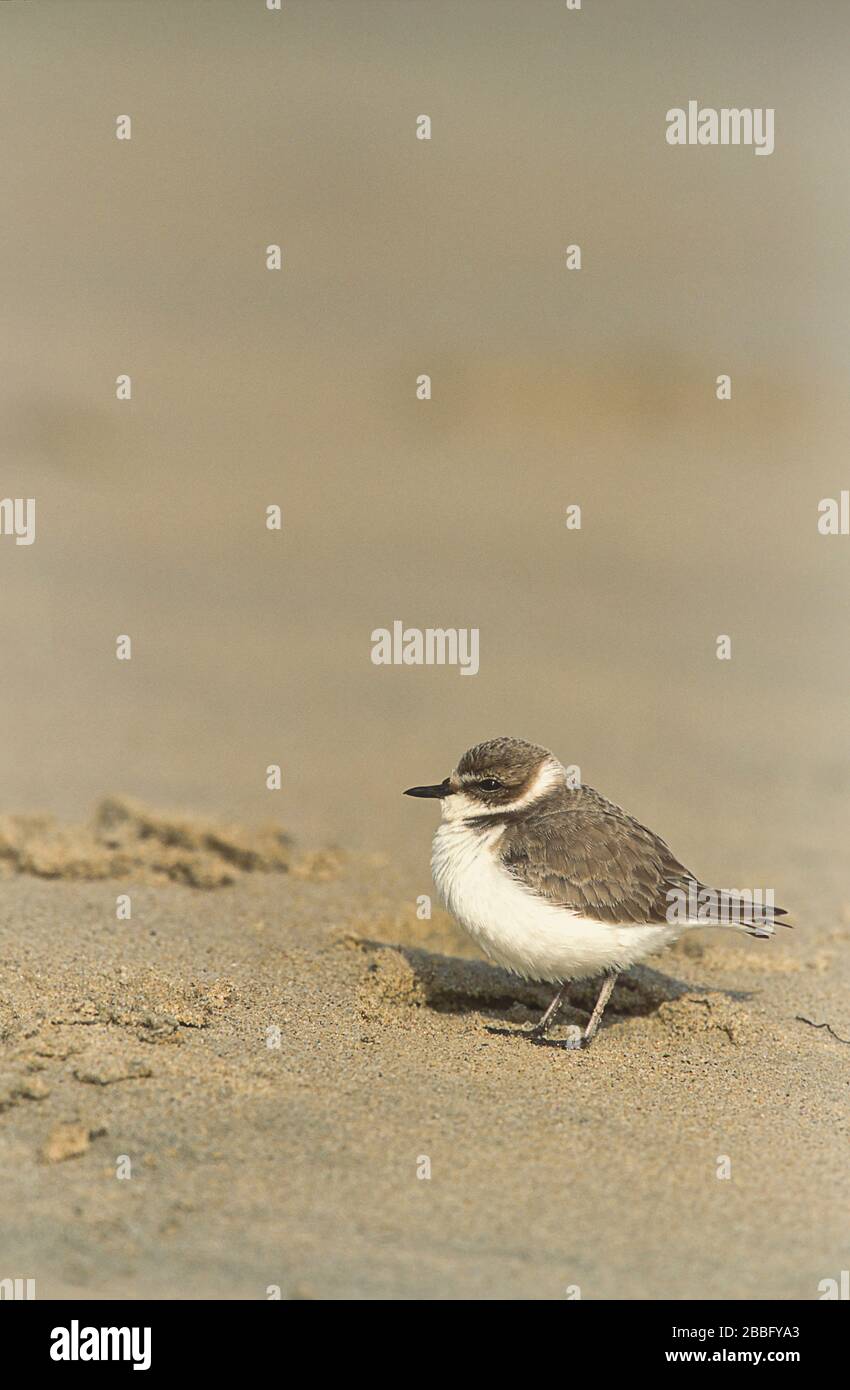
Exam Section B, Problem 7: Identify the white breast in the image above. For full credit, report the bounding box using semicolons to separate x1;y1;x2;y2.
431;819;678;983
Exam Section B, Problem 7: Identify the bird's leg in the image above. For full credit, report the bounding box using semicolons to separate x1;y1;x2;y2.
529;983;567;1038
578;970;619;1048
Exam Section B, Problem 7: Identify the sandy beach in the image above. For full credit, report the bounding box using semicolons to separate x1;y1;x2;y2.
0;798;848;1300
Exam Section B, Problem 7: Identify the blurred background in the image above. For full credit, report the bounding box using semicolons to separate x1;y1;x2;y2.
1;0;848;903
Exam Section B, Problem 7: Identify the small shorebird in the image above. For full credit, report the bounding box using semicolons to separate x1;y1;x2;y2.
405;737;788;1048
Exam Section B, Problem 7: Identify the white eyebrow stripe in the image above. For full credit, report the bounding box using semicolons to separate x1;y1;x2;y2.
500;756;566;811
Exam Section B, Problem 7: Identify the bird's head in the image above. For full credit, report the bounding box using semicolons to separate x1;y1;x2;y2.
404;737;566;820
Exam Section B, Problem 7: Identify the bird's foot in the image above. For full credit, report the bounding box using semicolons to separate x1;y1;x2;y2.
527;1023;586;1049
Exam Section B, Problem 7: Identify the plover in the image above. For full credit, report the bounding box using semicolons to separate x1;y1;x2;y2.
405;737;788;1048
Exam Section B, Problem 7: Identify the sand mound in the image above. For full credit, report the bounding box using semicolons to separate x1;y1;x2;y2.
0;796;344;888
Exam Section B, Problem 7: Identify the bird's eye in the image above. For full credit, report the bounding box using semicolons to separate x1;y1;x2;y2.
478;778;504;792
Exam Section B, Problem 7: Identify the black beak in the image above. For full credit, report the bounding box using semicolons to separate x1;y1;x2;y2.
404;778;452;799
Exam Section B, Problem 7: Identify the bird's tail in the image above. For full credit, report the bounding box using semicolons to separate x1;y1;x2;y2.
680;883;793;938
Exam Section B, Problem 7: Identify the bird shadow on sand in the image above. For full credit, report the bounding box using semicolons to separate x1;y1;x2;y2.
354;938;754;1038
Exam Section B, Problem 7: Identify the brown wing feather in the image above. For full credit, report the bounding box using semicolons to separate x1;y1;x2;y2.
498;788;694;925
